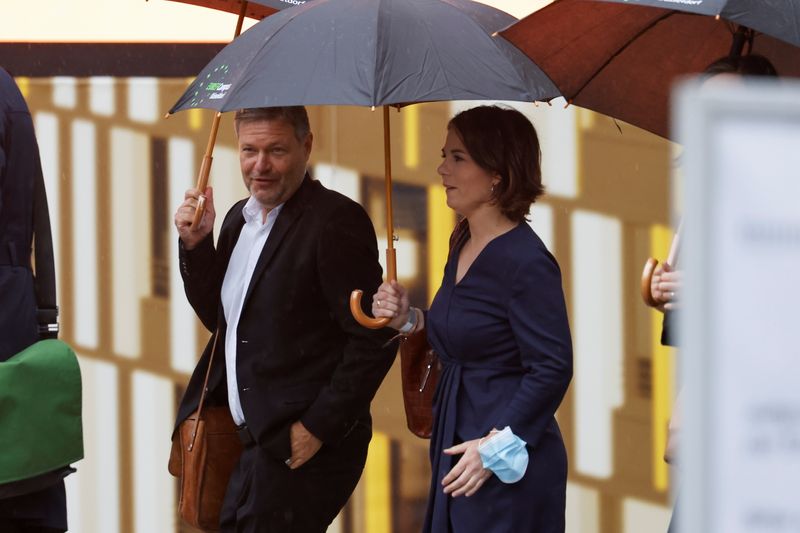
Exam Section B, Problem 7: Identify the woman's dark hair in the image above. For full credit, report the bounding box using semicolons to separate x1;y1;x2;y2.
703;54;779;78
448;106;544;223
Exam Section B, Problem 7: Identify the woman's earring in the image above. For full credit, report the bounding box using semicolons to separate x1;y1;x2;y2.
490;184;495;194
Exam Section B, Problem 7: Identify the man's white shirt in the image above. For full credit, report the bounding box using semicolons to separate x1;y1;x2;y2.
221;196;284;426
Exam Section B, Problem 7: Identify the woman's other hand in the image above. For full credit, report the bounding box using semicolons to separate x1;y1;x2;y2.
441;438;492;498
371;280;410;330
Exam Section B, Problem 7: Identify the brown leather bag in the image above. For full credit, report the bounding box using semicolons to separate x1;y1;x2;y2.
399;329;440;439
168;333;242;531
398;220;468;439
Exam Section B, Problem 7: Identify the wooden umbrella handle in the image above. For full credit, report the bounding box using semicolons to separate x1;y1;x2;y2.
351;106;395;329
351;246;396;329
641;257;661;308
191;148;215;228
350;291;390;329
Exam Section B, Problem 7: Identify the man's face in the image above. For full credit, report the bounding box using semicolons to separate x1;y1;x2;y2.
237;118;313;212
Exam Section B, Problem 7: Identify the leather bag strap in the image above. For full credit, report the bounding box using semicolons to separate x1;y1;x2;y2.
188;330;220;451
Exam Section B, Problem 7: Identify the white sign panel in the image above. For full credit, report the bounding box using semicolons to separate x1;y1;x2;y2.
677;80;800;533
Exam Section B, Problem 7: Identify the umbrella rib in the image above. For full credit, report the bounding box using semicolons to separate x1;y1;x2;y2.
376;0;515;104
410;2;457;102
372;0;387;106
371;0;457;105
400;0;513;103
569;11;678;101
225;1;327;110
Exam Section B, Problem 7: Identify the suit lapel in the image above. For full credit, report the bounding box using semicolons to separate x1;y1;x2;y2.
214;204;247;332
241;176;315;309
218;205;247;265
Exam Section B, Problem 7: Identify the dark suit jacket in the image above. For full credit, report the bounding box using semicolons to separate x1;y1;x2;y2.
174;176;397;462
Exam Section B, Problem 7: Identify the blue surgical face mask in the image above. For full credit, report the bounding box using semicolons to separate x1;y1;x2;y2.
478;426;529;484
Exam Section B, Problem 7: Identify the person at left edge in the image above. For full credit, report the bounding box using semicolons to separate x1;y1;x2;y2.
173;106;397;533
0;67;69;533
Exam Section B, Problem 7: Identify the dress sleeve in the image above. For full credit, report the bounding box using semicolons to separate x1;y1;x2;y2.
494;249;573;447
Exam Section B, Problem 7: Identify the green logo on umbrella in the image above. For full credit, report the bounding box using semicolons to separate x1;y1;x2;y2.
206;82;232;99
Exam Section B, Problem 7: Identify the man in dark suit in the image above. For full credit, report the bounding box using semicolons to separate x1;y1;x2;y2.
0;67;68;533
173;106;397;532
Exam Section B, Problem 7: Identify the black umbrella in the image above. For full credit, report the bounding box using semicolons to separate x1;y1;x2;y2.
600;0;800;47
168;0;559;328
168;0;554;111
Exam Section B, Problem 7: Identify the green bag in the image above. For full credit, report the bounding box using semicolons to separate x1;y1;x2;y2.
0;339;83;485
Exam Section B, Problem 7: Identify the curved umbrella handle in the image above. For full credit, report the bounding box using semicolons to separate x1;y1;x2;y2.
350;290;391;329
351;244;396;329
641;257;661;308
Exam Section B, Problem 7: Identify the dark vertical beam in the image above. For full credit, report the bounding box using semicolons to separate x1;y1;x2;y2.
151;137;169;298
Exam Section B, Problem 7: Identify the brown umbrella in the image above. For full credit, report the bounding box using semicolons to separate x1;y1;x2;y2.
501;0;800;139
502;0;800;306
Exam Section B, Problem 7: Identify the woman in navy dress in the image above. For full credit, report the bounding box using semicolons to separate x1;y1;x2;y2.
372;106;573;532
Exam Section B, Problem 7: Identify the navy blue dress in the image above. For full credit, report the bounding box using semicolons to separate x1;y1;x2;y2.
423;223;572;533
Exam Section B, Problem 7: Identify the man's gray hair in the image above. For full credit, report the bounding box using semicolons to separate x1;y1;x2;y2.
233;106;311;141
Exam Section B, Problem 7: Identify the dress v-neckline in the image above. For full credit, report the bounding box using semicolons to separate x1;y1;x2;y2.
453;224;520;286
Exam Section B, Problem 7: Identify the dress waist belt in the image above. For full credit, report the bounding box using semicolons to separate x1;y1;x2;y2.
437;352;525;373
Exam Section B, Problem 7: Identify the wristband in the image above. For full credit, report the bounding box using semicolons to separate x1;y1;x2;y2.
398;307;418;334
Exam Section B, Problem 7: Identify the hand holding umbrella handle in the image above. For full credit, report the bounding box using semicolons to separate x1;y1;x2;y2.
641;225;681;308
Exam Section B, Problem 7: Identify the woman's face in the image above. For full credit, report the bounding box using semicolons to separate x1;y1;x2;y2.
437;128;498;218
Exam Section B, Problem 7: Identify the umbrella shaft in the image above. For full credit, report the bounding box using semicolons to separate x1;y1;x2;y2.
383;106;397;281
234;1;248;38
196;112;222;193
